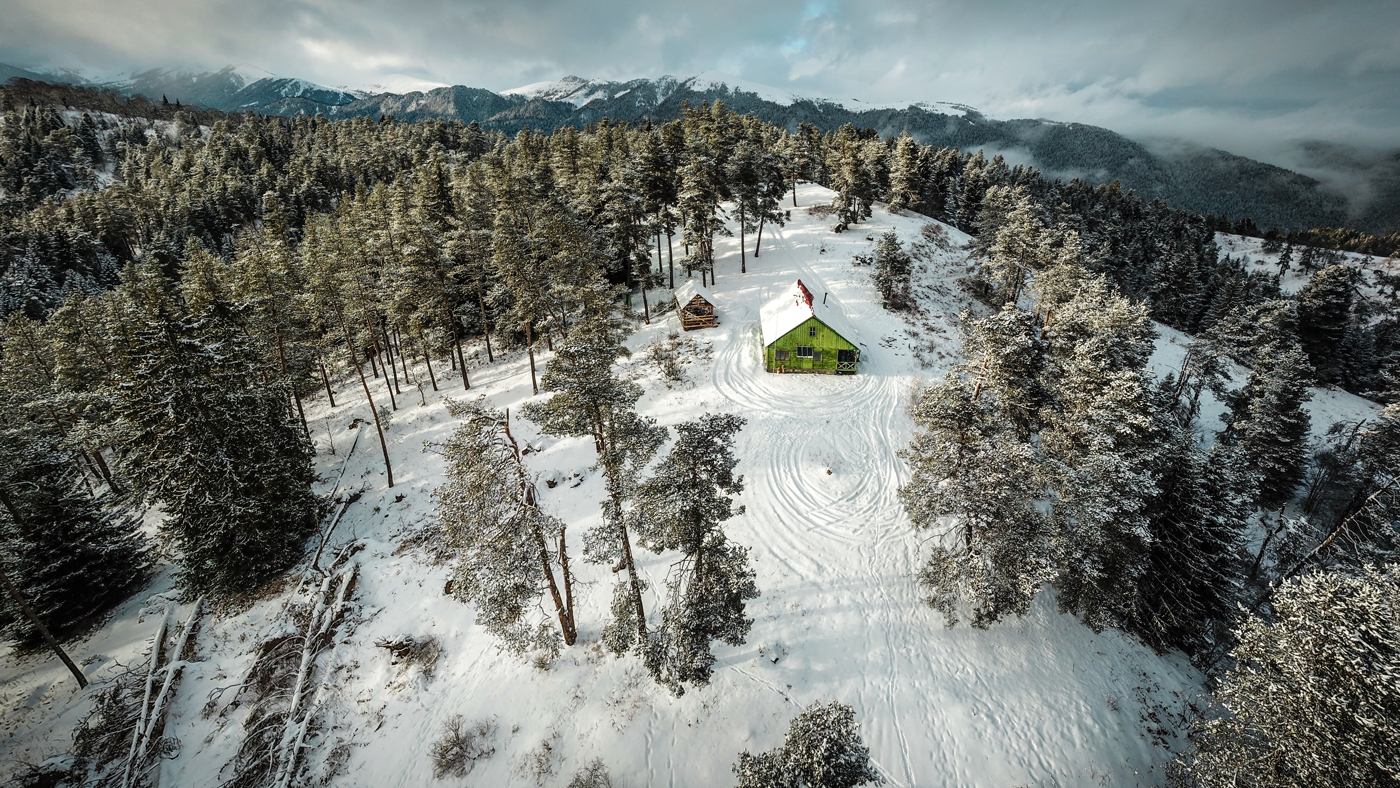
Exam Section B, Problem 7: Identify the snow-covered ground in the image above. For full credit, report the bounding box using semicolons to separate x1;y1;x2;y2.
1214;231;1397;299
7;185;1381;787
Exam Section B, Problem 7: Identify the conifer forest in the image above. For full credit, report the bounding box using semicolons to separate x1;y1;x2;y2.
1;72;1397;788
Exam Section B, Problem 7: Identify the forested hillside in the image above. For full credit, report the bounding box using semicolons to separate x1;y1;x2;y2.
1;89;1397;787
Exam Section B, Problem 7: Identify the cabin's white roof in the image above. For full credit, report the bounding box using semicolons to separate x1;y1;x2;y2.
674;279;715;306
760;279;859;346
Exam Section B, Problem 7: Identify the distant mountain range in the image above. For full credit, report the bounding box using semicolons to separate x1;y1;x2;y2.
4;63;1397;234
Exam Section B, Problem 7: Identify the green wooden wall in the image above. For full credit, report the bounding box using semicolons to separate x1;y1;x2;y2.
764;317;859;373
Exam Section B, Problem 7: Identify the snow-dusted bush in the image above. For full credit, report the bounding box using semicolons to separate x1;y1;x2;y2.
733;701;880;788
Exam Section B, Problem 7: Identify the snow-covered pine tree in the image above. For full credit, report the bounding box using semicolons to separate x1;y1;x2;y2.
899;375;1051;628
302;213;396;485
1035;267;1160;631
384;149;466;386
448;160;500;365
1220;341;1313;512
1295;263;1358;384
521;317;667;656
1132;424;1250;655
886;132;923;214
0;241;60;321
828;125;876;230
433;398;577;657
632;414;758;694
871;231;912;310
973;187;1046;307
727;138;763;273
733;701;881;788
1181;565;1400;788
747;129;788;260
0;407;147;648
105;260;324;598
677;118;730;286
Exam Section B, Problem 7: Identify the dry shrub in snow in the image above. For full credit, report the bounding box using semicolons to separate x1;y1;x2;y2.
920;222;956;252
375;635;442;678
430;716;496;779
566;759;614;788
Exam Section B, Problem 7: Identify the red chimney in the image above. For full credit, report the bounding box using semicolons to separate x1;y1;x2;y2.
796;280;814;307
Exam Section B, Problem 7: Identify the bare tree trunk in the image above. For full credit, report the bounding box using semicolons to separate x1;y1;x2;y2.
317;357;336;408
793;177;798;207
739;202;747;274
1249;513;1286;582
0;488;87;689
341;325;393;487
478;289;495;363
503;412;576;645
394;327;412;385
419;334;438;391
754;217;765;258
526;324;538;396
666;231;675;289
375;320;400;396
453;325;469;390
640;286;650;324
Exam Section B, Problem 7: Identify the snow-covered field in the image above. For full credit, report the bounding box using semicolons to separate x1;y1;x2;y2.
10;185;1378;787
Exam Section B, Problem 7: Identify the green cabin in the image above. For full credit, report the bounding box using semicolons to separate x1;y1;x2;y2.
760;280;860;374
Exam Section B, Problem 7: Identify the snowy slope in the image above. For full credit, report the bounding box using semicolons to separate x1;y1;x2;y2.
13;186;1382;787
1213;231;1397;299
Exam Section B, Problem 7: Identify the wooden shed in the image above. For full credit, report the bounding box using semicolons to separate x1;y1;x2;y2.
675;280;718;331
760;279;860;374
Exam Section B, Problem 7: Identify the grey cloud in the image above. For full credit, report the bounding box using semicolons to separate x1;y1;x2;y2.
1;0;1397;164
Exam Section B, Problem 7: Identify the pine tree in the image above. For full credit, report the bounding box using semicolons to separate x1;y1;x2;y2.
1296;264;1357;384
633;414;758;694
104;261;324;597
886;132;923;213
974;187;1046;307
871;231;912;310
828;126;875;230
433;398;577;657
1132;421;1250;654
733;701;880;788
1221;342;1314;512
899;377;1050;627
0;418;148;649
521;317;666;656
1182;566;1400;788
1036;267;1160;631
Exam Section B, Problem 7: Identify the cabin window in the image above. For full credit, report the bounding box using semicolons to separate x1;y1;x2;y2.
776;349;790;362
808;326;817;337
813;351;822;363
796;346;814;358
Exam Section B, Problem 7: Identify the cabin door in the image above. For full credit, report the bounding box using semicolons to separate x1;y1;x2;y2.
837;349;857;372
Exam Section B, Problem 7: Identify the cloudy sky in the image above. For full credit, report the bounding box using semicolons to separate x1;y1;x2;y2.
2;0;1397;164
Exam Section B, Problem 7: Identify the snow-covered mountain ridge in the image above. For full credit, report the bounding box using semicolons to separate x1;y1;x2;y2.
3;61;1393;233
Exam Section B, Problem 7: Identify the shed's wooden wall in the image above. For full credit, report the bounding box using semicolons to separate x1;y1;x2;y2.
764;317;858;373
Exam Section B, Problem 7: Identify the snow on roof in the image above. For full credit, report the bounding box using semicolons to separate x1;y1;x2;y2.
760;279;859;346
673;279;715;307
